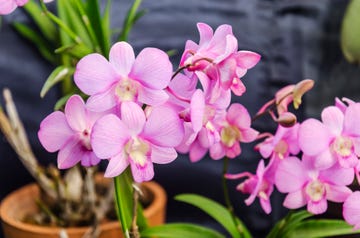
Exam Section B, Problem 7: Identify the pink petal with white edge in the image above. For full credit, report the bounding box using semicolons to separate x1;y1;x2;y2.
326;185;352;203
343;191;360;229
121;102;146;136
151;145;178;164
143;106;184;147
38;111;73;152
86;85;117;112
275;157;307;192
299;119;332;156
138;86;169;106
190;89;205;133
65;95;87;132
235;51;261;69
109;42;135;76
57;137;83;169
283;190;307;209
321;106;344;136
131;48;172;90
197;22;213;46
74;53;118;95
0;0;16;15
344;103;360;137
130;159;154;183
307;198;327;215
104;151;129;177
91;114;130;159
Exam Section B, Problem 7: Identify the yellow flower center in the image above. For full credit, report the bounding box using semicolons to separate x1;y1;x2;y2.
332;136;353;157
115;78;138;102
220;125;240;147
125;137;150;167
274;140;288;159
305;180;325;202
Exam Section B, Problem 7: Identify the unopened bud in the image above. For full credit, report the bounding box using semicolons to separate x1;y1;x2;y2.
276;112;297;127
293;79;314;109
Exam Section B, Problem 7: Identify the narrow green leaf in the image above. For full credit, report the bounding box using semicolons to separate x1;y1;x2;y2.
101;0;112;53
287;219;360;238
23;1;57;43
40;66;74;98
175;194;249;238
118;0;143;42
54;94;72;110
55;43;92;59
12;22;57;63
141;223;225;238
86;0;107;55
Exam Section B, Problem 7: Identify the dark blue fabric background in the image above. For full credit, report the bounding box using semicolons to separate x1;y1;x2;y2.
1;1;358;237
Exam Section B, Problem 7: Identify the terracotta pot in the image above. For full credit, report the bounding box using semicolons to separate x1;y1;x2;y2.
0;181;166;238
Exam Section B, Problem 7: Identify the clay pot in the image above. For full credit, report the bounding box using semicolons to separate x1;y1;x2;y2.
0;181;166;238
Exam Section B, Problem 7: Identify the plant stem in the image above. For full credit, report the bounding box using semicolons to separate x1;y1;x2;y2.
222;157;244;237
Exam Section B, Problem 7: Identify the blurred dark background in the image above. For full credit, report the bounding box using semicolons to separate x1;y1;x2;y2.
1;0;358;237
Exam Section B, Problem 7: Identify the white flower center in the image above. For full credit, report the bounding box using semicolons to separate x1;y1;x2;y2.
125;137;150;167
115;78;138;102
332;136;353;157
305;180;325;202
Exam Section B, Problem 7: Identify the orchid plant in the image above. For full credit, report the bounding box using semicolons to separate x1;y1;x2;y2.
2;1;360;238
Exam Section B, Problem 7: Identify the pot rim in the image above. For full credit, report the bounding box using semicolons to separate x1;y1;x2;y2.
0;180;166;235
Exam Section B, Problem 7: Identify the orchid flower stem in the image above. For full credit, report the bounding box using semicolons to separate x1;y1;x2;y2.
119;0;143;41
131;183;141;238
171;65;190;79
222;157;243;237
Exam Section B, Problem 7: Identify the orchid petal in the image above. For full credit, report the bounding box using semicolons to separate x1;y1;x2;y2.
138;86;169;106
104;151;129;177
0;0;16;15
121;102;146;135
189;140;207;162
151;145;178;164
209;143;225;160
86;85;117;112
235;51;261;69
227;103;251;128
313;149;337;170
299;119;332;156
81;152;101;167
57;137;83;169
321;106;344;136
91;114;130;159
143;106;184;147
109;42;135;76
307;198;327;215
190;89;205;133
283;190;307;209
344;103;360;136
130;159;154;183
38;111;73;152
131;48;172;89
343;192;360;229
275;157;307;192
74;53;118;95
64;95;87;131
326;185;352;203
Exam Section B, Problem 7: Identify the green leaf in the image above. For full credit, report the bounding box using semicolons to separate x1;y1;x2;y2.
101;0;112;52
23;1;57;43
141;223;225;238
86;0;107;55
341;0;360;64
54;94;72;110
40;66;74;98
12;22;57;63
287;219;360;238
175;194;250;238
118;0;144;42
55;43;92;59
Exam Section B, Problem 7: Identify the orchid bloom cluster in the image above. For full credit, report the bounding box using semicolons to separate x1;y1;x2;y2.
38;23;260;184
227;96;360;229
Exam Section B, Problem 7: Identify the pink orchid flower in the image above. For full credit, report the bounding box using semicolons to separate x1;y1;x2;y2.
0;0;28;15
210;103;258;160
38;95;106;169
275;156;353;215
180;22;260;95
225;160;274;214
91;102;184;183
299;104;360;169
74;41;172;112
343;191;360;230
256;124;300;161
